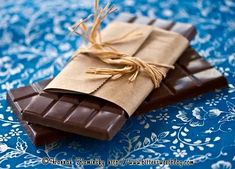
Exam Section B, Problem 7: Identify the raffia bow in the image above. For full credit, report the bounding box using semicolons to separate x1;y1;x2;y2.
69;0;174;88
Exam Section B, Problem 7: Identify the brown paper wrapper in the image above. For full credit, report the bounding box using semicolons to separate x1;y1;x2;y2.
45;21;189;116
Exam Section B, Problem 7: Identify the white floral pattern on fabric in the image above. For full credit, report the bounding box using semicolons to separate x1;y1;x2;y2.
173;149;187;158
0;0;234;168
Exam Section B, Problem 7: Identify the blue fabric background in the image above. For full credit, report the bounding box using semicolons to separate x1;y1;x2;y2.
0;0;235;168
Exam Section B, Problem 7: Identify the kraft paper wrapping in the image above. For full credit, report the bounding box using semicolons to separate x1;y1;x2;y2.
45;21;189;116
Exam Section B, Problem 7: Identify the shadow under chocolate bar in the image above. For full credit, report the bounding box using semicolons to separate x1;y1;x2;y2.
7;13;227;145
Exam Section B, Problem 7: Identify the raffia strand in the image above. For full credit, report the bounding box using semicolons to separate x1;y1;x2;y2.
69;0;174;88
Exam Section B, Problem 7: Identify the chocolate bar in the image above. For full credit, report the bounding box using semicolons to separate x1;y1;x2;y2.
7;13;226;145
21;13;227;141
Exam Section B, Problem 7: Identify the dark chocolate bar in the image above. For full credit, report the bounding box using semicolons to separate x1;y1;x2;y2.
21;13;227;140
7;13;227;145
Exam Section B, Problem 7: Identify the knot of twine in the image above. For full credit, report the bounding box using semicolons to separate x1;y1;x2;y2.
69;0;174;88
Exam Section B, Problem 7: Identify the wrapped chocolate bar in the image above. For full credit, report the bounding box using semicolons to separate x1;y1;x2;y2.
22;2;189;140
14;11;227;144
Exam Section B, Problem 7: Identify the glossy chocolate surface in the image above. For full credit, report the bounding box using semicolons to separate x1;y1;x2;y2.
23;91;127;140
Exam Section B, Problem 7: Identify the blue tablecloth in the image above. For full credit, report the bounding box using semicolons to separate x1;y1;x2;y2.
0;0;235;168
